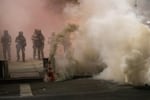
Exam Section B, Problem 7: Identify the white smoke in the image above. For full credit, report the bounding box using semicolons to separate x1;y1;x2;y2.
61;0;150;85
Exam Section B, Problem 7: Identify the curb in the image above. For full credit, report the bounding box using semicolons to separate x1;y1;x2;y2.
0;77;43;84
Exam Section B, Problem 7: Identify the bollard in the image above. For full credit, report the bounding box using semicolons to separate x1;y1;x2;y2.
0;60;9;79
43;58;55;82
0;61;4;79
43;58;49;82
43;58;49;69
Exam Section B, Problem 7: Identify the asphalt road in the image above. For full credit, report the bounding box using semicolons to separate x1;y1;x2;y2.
0;78;150;100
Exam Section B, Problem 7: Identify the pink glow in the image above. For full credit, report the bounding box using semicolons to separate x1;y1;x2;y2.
0;0;69;60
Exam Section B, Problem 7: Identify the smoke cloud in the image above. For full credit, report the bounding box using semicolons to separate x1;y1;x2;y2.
58;0;150;85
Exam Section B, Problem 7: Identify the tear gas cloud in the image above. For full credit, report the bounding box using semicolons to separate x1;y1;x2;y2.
58;0;150;85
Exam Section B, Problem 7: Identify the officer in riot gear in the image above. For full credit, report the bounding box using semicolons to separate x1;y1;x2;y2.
1;30;11;60
15;31;26;62
37;30;45;60
48;24;78;73
32;29;45;60
32;29;39;59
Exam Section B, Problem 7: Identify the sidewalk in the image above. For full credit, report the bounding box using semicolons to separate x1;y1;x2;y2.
8;60;44;79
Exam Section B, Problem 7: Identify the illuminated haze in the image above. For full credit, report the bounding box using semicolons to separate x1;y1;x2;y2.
0;0;69;60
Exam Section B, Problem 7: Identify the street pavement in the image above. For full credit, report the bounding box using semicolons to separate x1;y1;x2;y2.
1;60;150;100
0;78;150;100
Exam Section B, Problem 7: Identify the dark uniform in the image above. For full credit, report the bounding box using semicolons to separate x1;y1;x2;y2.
37;30;45;60
1;30;11;60
15;31;26;62
32;29;45;60
32;29;39;59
